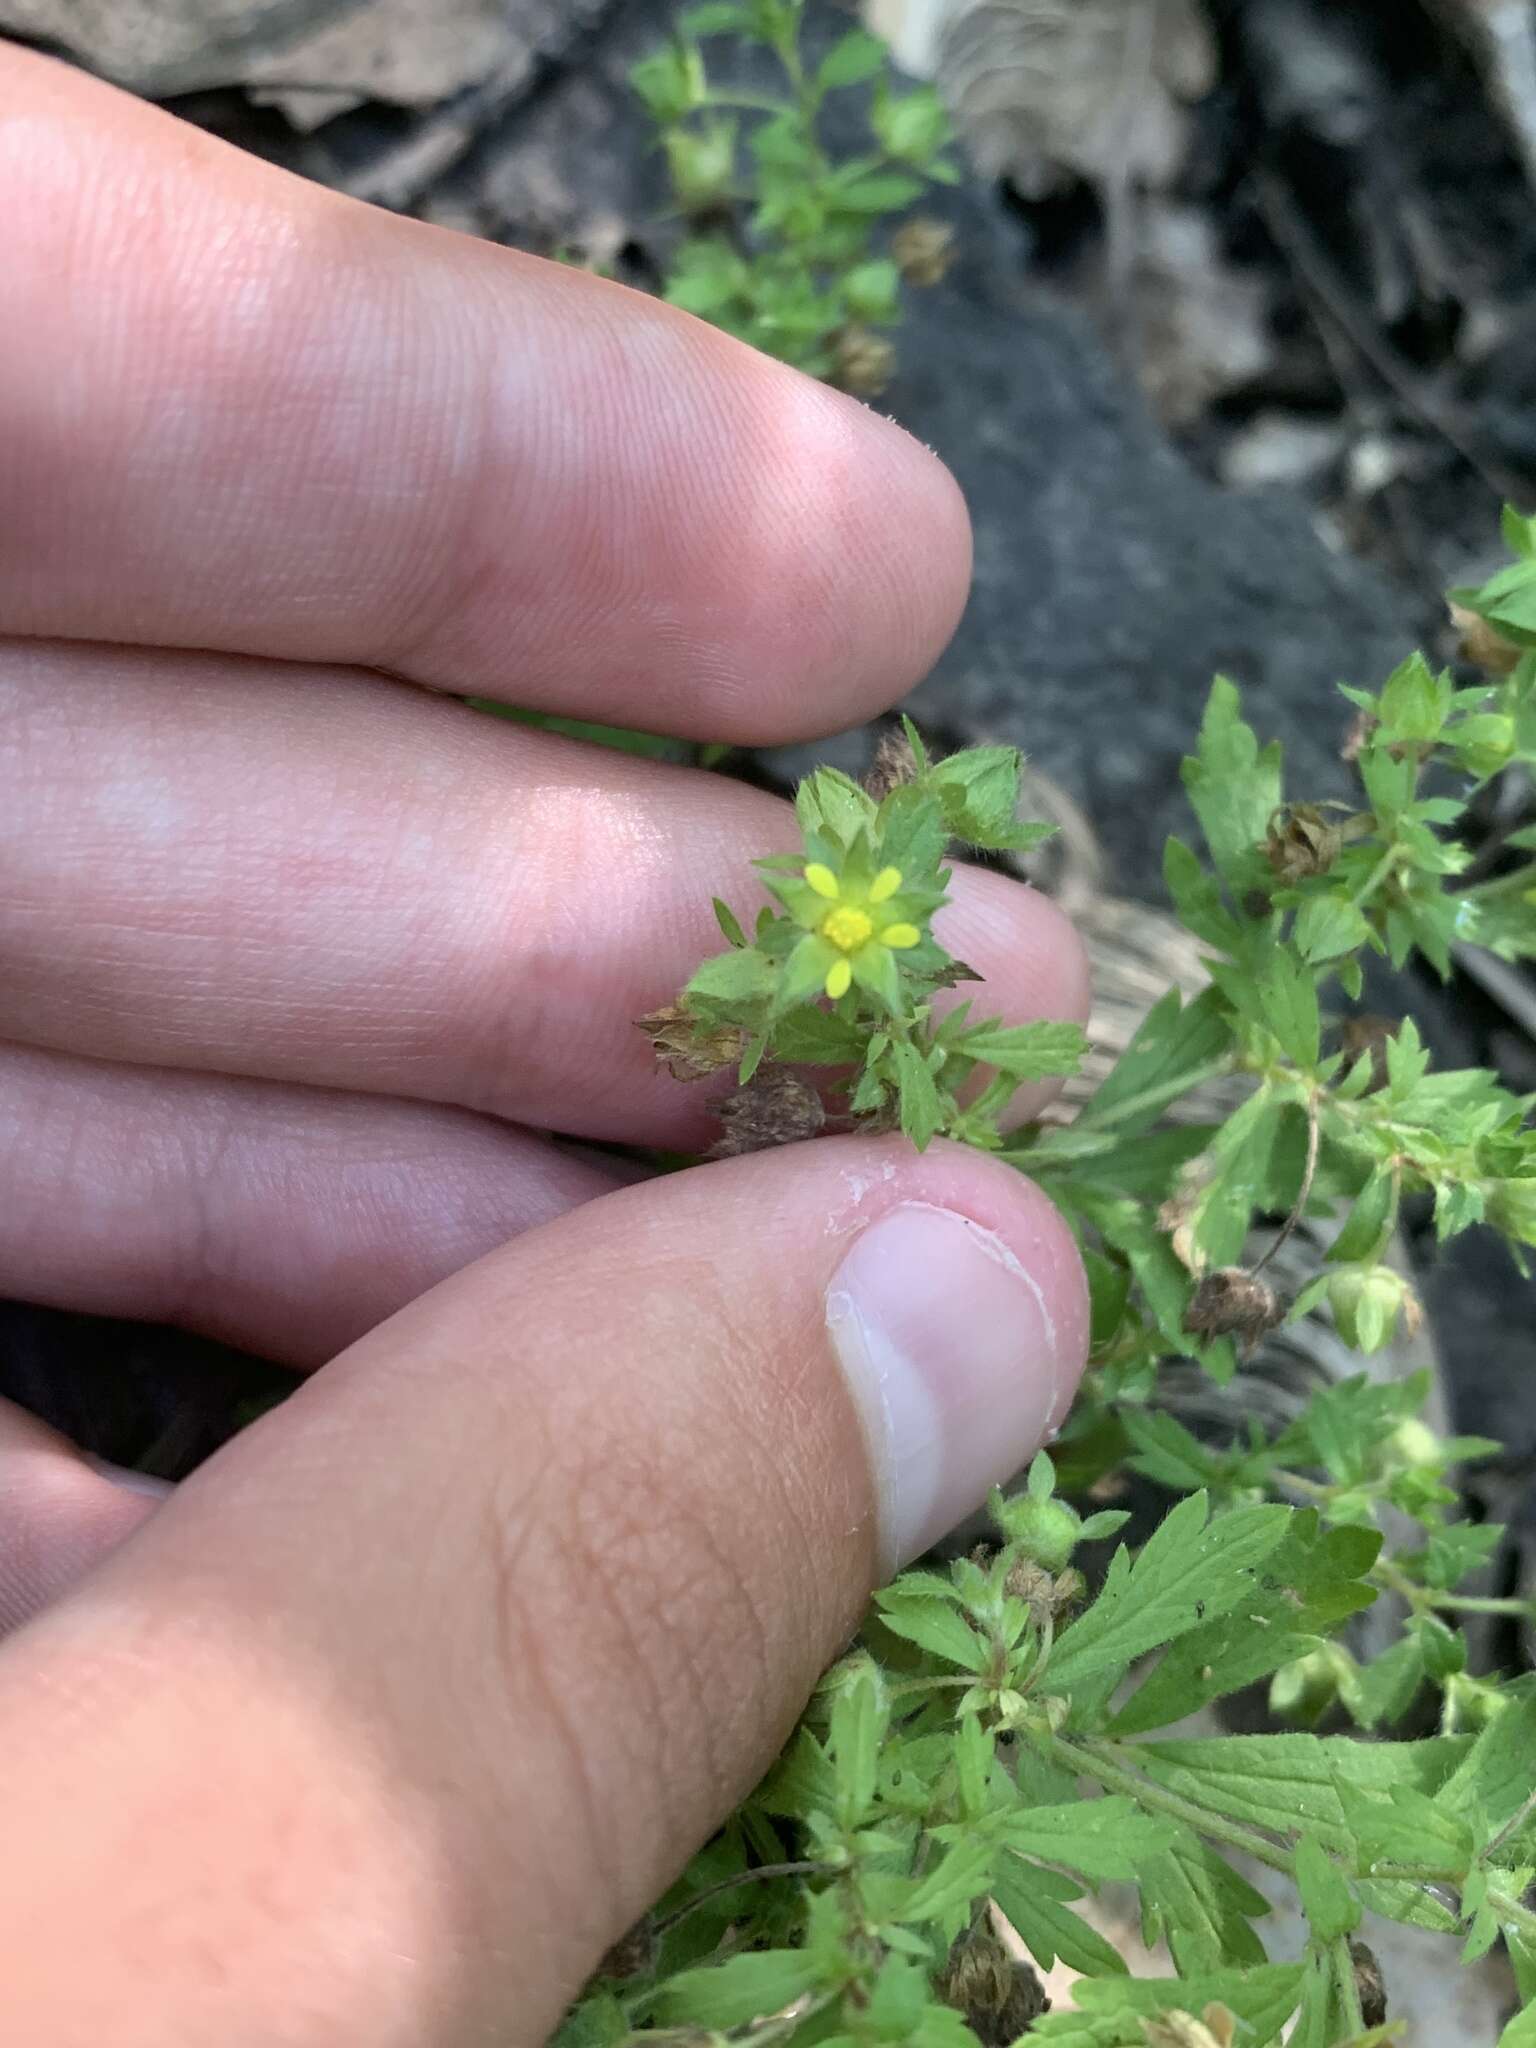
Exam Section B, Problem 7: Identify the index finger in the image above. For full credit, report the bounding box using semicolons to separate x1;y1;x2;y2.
0;46;972;743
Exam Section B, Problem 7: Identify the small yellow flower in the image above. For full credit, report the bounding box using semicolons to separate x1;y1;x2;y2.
789;861;924;1001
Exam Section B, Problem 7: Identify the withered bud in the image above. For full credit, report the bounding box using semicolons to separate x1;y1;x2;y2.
1003;1559;1087;1623
1339;1012;1398;1095
708;1065;826;1158
598;1917;656;1981
937;1920;1049;2046
863;724;920;800
635;1003;746;1082
1182;1267;1284;1350
1143;2005;1236;2048
833;324;897;397
1449;599;1522;677
891;216;957;286
1350;1939;1388;2029
1264;803;1343;884
1342;708;1377;763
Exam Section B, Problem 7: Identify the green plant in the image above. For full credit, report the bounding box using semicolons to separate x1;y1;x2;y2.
555;517;1536;2045
542;10;1536;2036
632;1;958;391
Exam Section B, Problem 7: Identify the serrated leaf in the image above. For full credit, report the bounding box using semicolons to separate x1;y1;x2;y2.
1134;1731;1469;1857
1182;677;1283;891
828;1667;887;1824
1026;1966;1305;2047
901;1837;992;1924
874;1587;985;1670
1048;1494;1291;1704
951;1018;1087;1080
1139;1827;1271;1972
997;1798;1175;1880
1079;985;1235;1135
891;1038;946;1149
990;1857;1129;1978
686;945;777;1010
653;1947;821;2025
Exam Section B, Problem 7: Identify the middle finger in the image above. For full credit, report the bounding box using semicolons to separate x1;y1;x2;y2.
0;638;1089;1146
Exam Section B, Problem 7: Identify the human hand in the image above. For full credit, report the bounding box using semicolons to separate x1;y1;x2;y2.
0;45;1090;2045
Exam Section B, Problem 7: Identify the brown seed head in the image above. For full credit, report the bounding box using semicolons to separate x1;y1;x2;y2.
598;1918;656;1981
635;1002;746;1082
1183;1267;1284;1349
1265;803;1343;883
1350;1939;1388;2028
709;1065;826;1157
863;724;920;800
833;324;897;397
937;1920;1049;2045
891;216;957;286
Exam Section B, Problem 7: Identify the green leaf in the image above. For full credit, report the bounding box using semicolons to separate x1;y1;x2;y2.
1293;891;1371;962
1256;949;1321;1067
828;1667;888;1824
653;1947;821;2025
873;1587;984;1670
834;170;926;212
1163;836;1244;954
1378;651;1451;741
549;1991;629;2048
1078;986;1235;1135
680;2;752;32
1026;1966;1305;2047
1334;1780;1474;1878
1047;1494;1291;1705
891;1038;946;1149
685;945;777;1010
928;744;1033;850
1181;677;1282;891
1327;1162;1400;1264
1499;2002;1536;2048
1438;1685;1536;1835
713;896;747;947
770;1004;865;1064
997;1799;1175;1881
818;27;887;89
951;1018;1088;1080
1133;1731;1468;1858
1294;1832;1359;1941
902;1837;993;1924
1139;1829;1271;1971
990;1858;1129;1978
795;765;876;847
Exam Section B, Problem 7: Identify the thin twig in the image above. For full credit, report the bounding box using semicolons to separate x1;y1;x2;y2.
1253;172;1528;505
650;1860;835;1937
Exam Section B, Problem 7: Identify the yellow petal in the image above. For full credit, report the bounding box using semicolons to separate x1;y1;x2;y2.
869;865;903;902
804;862;839;899
825;957;853;1000
881;923;920;949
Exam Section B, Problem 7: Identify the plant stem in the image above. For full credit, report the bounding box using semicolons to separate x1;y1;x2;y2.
1252;1091;1321;1275
651;1860;835;1936
1332;1934;1366;2036
1048;1734;1295;1878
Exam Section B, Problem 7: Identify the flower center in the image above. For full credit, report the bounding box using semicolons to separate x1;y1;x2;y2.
821;904;874;952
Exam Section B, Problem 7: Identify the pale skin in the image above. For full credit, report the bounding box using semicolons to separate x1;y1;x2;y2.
0;44;1092;2046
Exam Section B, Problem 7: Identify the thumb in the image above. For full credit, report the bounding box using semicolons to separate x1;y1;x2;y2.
0;1134;1085;2048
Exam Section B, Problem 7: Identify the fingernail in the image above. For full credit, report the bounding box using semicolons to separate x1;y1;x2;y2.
826;1202;1063;1575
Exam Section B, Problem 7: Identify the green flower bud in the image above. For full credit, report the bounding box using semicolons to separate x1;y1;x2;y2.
1269;1644;1354;1726
1368;1415;1444;1480
1327;1263;1421;1354
1453;712;1517;778
663;120;737;212
997;1494;1081;1572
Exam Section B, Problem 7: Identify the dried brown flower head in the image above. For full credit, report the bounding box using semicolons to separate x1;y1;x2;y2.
863;724;920;800
709;1065;826;1157
1265;803;1343;883
1449;599;1522;677
635;1003;746;1082
833;324;897;397
891;216;957;286
937;1918;1049;2045
1339;1013;1399;1096
1183;1267;1284;1349
1351;1938;1388;2028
